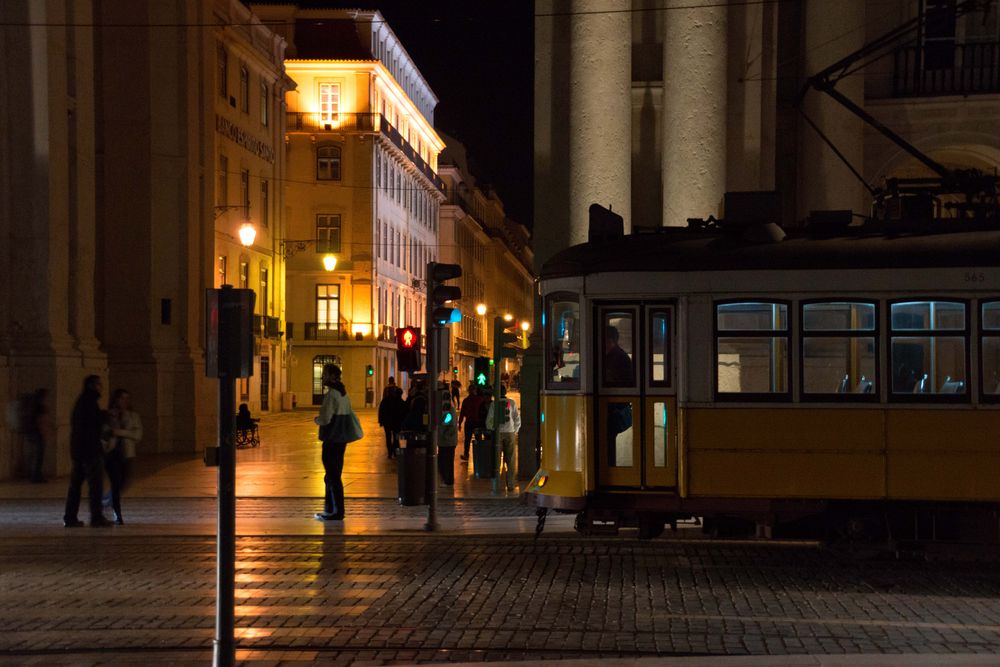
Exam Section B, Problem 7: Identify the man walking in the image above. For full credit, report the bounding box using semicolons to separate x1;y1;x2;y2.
63;375;110;527
486;385;520;494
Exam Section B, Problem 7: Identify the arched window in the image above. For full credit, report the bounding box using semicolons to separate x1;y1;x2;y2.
312;355;342;405
317;145;342;181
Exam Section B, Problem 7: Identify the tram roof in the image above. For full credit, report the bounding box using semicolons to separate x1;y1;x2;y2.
540;224;1000;279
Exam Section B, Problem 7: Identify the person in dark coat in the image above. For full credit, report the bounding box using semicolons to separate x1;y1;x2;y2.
377;377;405;459
458;384;484;462
63;375;110;527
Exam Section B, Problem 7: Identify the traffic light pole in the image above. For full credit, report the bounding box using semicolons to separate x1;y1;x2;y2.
424;282;439;532
491;317;503;464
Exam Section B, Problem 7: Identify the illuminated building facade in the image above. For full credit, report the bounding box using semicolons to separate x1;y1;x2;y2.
253;6;446;407
437;134;534;385
0;0;290;478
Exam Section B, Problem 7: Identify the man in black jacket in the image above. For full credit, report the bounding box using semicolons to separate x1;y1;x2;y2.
63;375;110;527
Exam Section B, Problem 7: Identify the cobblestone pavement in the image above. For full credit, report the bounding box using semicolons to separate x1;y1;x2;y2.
2;528;1000;665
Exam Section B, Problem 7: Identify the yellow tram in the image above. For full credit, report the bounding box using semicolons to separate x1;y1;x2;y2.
525;221;1000;543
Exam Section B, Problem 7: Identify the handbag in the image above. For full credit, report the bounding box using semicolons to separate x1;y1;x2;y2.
319;409;364;444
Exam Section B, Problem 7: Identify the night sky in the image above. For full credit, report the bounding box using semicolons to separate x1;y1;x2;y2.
295;1;535;229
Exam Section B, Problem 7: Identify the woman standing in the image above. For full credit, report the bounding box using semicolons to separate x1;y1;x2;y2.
106;388;143;525
314;364;351;521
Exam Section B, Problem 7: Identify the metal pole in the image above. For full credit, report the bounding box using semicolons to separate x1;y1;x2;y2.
424;273;439;531
214;375;236;667
492;317;503;486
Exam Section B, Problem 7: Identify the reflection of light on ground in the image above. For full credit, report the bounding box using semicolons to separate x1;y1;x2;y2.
236;627;273;639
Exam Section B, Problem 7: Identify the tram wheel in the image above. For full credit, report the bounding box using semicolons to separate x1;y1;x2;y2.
637;514;665;540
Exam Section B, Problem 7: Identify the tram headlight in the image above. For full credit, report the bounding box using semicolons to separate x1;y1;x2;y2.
538;474;548;488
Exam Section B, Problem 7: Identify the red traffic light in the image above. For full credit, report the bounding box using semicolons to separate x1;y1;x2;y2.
401;328;417;348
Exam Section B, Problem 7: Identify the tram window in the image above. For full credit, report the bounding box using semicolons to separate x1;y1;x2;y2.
652;401;669;468
649;310;671;387
602;311;636;388
802;302;877;397
716;302;789;396
889;301;967;396
546;294;580;389
981;301;1000;397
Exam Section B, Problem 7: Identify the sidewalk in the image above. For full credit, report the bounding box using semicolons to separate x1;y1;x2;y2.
0;406;518;500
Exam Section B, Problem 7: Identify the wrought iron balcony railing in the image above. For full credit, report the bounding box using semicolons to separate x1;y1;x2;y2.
286;111;445;192
893;41;1000;97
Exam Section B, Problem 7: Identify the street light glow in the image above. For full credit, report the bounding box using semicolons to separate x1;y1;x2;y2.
238;223;256;247
322;254;337;271
520;320;530;331
503;313;513;322
476;303;487;316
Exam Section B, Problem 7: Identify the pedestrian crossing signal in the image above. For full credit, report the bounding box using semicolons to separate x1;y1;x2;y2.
366;364;374;376
395;327;421;373
474;356;490;386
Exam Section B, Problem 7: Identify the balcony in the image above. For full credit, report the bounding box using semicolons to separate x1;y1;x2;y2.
286;111;445;192
893;41;1000;97
252;315;283;339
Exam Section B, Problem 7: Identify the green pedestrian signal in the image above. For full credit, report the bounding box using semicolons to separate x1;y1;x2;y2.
474;356;491;386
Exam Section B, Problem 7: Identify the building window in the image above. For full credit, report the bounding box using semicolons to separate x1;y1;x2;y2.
239;63;249;113
715;301;790;398
890;300;968;396
239;261;248;289
260;80;269;126
260;266;269;316
319;82;340;124
317;145;342;181
217;255;227;288
317;284;340;331
260;180;269;228
218;155;228;207
316;214;342;253
312;355;341;405
240;169;250;218
801;301;877;397
217;44;228;98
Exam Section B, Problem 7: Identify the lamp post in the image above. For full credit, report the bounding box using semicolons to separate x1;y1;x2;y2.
279;239;337;272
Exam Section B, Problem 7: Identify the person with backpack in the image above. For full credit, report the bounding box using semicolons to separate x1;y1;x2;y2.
485;385;520;494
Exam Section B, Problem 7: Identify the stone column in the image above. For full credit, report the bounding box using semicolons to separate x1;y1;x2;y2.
662;1;728;226
797;0;867;219
568;0;631;238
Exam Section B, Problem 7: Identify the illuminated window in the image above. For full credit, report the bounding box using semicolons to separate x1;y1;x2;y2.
239;261;248;289
317;285;340;331
716;301;789;397
317;145;341;181
316;214;341;253
239;63;249;113
260;266;269;316
319;83;340;124
217;255;227;288
546;293;580;390
801;301;877;397
890;300;967;396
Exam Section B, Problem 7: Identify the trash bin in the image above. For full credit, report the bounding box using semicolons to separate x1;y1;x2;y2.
397;432;428;505
472;429;496;479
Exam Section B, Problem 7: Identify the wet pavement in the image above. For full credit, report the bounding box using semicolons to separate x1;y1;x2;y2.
2;408;1000;665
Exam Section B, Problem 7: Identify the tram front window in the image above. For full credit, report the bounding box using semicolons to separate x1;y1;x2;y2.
547;294;580;389
602;314;635;387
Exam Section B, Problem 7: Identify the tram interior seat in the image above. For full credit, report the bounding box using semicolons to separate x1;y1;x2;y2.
940;376;965;393
913;373;929;393
836;374;849;393
854;376;873;394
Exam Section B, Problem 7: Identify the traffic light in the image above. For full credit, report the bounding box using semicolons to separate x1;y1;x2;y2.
428;262;462;326
366;364;374;377
474;356;490;387
494;317;520;361
395;326;421;373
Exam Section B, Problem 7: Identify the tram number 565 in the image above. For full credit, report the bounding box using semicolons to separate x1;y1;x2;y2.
964;271;986;283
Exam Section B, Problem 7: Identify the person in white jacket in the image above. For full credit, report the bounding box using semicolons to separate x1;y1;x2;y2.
314;364;351;520
106;388;143;525
485;385;520;494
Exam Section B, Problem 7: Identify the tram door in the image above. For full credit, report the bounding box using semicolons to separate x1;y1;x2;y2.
596;304;677;489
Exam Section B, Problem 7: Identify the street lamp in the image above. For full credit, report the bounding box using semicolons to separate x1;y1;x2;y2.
238;223;256;247
503;313;513;322
475;303;487;316
279;239;337;272
520;320;530;332
322;254;337;272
